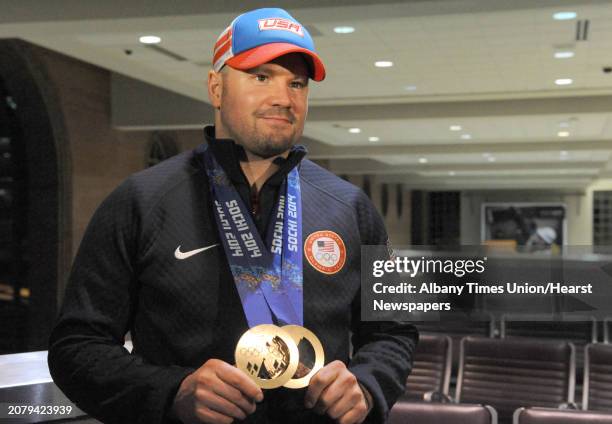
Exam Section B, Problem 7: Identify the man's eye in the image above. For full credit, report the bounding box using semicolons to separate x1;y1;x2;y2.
291;81;306;88
255;74;268;82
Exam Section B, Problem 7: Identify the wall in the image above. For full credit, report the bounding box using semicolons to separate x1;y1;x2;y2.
35;49;203;255
345;175;411;246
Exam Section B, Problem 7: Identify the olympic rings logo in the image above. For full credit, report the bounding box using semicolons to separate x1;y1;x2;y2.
239;347;262;357
315;252;338;263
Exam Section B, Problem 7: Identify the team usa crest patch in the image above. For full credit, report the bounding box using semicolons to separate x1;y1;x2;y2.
304;230;346;274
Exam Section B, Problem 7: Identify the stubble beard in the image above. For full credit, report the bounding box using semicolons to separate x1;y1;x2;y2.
220;109;299;160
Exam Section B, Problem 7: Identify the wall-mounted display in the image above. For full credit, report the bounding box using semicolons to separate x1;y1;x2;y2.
482;203;566;253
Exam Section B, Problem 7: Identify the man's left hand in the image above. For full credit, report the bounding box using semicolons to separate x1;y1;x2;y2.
304;360;372;424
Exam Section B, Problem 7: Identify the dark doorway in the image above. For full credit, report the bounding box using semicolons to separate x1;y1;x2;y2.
0;40;70;353
0;75;29;353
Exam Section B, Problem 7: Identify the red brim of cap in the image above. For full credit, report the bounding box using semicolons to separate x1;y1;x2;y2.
225;42;326;81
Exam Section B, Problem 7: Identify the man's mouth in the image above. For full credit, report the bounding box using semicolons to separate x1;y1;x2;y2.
260;116;292;124
257;110;294;124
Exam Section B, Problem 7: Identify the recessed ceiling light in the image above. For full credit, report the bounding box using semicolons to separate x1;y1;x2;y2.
375;61;393;68
482;152;491;157
553;11;577;20
348;127;361;133
560;150;569;155
418;157;428;164
450;125;462;131
139;35;161;44
487;156;496;162
404;85;417;91
558;131;570;137
555;78;573;86
554;51;575;59
449;171;456;176
461;134;472;140
368;136;380;142
333;26;355;34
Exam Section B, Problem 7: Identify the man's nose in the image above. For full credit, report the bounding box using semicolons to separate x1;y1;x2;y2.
268;81;292;108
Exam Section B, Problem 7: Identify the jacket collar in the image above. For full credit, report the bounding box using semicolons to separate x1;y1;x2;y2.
201;125;307;187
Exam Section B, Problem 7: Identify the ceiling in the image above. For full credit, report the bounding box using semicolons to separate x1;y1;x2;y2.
2;0;612;191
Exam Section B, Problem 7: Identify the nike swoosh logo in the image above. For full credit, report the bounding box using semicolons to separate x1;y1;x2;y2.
174;244;219;260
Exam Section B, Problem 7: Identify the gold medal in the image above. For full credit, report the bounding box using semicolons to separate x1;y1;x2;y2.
282;325;325;389
235;324;299;389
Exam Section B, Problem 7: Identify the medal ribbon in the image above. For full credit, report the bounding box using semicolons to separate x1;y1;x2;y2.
200;143;303;327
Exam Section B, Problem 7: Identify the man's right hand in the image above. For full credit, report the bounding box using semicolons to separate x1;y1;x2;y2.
171;359;264;423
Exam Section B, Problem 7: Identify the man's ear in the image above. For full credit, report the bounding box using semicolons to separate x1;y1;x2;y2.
207;69;223;109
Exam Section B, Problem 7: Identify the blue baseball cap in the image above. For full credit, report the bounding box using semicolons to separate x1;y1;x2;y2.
213;8;326;81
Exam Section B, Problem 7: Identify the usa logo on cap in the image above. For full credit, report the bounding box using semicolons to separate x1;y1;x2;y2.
212;7;326;81
258;17;304;36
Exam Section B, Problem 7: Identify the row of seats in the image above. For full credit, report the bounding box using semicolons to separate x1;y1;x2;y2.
416;314;611;342
389;403;612;424
415;314;606;382
403;335;612;422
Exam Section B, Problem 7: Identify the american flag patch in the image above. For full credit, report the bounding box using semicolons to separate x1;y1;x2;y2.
305;230;346;274
317;240;335;252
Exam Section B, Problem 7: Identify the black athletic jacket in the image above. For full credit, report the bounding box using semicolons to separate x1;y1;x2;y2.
48;126;418;424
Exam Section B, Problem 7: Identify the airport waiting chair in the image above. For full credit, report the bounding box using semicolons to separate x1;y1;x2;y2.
415;313;496;339
402;334;452;401
514;407;612;423
500;314;596;345
415;313;495;373
388;401;497;424
456;336;575;424
583;343;612;411
501;314;596;388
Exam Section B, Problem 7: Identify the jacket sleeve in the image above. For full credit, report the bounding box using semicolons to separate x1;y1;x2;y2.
47;178;194;424
347;190;419;424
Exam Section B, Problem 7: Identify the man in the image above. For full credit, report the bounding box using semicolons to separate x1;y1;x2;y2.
48;7;417;424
